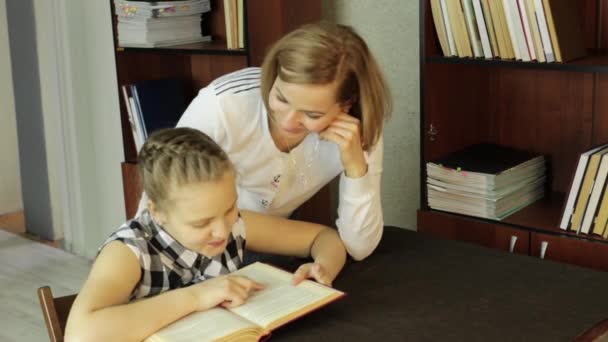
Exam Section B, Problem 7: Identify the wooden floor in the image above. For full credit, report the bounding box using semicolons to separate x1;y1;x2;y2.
0;211;62;248
0;211;91;341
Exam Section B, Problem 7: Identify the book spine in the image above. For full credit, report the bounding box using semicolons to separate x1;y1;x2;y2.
534;0;555;62
472;0;493;58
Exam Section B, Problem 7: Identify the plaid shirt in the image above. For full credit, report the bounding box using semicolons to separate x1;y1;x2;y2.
101;210;246;300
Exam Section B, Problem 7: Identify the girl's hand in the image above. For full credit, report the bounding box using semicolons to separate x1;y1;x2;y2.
190;275;265;310
319;113;367;178
292;263;335;287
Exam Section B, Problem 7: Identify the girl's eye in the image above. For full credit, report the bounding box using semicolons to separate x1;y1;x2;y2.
277;95;287;103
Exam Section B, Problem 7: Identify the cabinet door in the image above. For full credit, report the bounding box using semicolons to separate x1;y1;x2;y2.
418;210;529;255
531;233;608;271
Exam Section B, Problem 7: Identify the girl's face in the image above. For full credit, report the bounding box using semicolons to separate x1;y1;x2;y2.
268;76;345;145
151;170;239;258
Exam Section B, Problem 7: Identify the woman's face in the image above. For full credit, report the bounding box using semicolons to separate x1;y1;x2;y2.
151;170;239;258
268;75;345;144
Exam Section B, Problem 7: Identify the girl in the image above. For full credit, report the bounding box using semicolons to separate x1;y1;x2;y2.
65;127;346;341
172;21;392;261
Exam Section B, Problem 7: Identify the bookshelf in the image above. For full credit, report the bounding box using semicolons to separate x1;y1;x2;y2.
109;0;328;224
418;0;608;271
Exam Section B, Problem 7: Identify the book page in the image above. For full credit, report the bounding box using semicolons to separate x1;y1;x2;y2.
229;262;344;330
144;307;260;342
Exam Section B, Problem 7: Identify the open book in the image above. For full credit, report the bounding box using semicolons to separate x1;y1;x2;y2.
144;262;345;342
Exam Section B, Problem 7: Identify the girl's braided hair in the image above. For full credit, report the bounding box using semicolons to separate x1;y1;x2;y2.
138;127;232;210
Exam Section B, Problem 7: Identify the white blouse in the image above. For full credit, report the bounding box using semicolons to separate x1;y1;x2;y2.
177;67;384;260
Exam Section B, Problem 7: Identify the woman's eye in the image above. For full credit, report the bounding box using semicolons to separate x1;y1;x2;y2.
276;95;287;103
304;112;322;120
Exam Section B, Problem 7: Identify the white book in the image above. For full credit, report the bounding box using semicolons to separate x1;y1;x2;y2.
121;86;144;151
144;262;344;342
503;0;531;61
516;0;536;61
462;0;483;58
501;0;522;60
471;0;493;58
581;155;608;234
128;96;146;145
533;0;555;62
440;0;458;56
560;144;608;229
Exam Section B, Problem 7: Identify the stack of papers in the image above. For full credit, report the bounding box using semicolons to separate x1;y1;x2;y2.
114;0;211;48
427;144;546;220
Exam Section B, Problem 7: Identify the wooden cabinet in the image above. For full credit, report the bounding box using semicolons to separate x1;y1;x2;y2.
418;210;529;255
531;232;608;271
110;1;330;224
419;0;608;271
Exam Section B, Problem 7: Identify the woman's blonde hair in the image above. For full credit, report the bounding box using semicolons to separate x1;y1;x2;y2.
261;21;392;149
138;127;232;210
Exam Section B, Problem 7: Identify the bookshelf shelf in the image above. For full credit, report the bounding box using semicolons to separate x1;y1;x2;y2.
117;41;248;56
426;51;608;73
418;0;608;271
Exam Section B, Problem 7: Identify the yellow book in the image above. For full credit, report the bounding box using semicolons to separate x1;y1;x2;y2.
542;0;586;62
570;147;608;232
446;0;473;57
480;0;499;57
541;0;561;62
237;0;244;49
594;182;608;236
144;262;345;342
524;0;546;62
489;0;515;59
430;0;451;56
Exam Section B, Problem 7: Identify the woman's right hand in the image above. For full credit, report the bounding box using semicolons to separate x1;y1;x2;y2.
189;275;265;311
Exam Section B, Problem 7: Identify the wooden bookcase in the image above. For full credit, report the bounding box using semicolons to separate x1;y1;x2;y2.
418;0;608;271
109;0;330;225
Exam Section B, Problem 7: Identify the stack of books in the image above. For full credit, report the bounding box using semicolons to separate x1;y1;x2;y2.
114;0;211;48
560;143;608;236
429;0;585;63
427;143;546;220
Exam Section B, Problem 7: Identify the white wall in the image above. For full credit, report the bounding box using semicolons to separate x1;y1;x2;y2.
324;0;420;230
0;0;23;215
64;1;124;258
41;1;124;257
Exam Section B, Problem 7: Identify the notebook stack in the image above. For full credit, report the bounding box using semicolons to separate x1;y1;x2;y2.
427;144;546;220
114;0;211;48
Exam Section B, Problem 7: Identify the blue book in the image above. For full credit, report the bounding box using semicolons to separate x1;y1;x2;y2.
130;79;187;139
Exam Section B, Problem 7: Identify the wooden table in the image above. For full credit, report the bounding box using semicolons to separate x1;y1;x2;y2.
271;226;608;341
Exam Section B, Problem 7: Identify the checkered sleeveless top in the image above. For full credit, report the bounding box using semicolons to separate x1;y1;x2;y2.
101;210;246;300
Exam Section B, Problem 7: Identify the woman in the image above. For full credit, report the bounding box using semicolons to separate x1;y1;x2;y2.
176;21;391;260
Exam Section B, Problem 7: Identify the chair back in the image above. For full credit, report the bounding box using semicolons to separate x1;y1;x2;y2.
37;286;76;342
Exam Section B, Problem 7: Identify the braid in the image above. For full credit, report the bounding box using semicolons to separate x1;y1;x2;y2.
138;127;232;209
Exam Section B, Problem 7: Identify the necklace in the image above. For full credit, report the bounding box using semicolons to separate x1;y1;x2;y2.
288;138;320;187
268;112;320;188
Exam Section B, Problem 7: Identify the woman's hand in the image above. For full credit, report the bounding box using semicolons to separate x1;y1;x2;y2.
292;263;335;287
190;275;265;310
319;113;367;178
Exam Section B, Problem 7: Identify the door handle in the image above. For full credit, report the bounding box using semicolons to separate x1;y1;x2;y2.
509;235;518;253
540;241;549;259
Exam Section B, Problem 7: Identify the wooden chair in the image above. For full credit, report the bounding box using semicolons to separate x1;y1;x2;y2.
37;286;77;342
574;319;608;342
